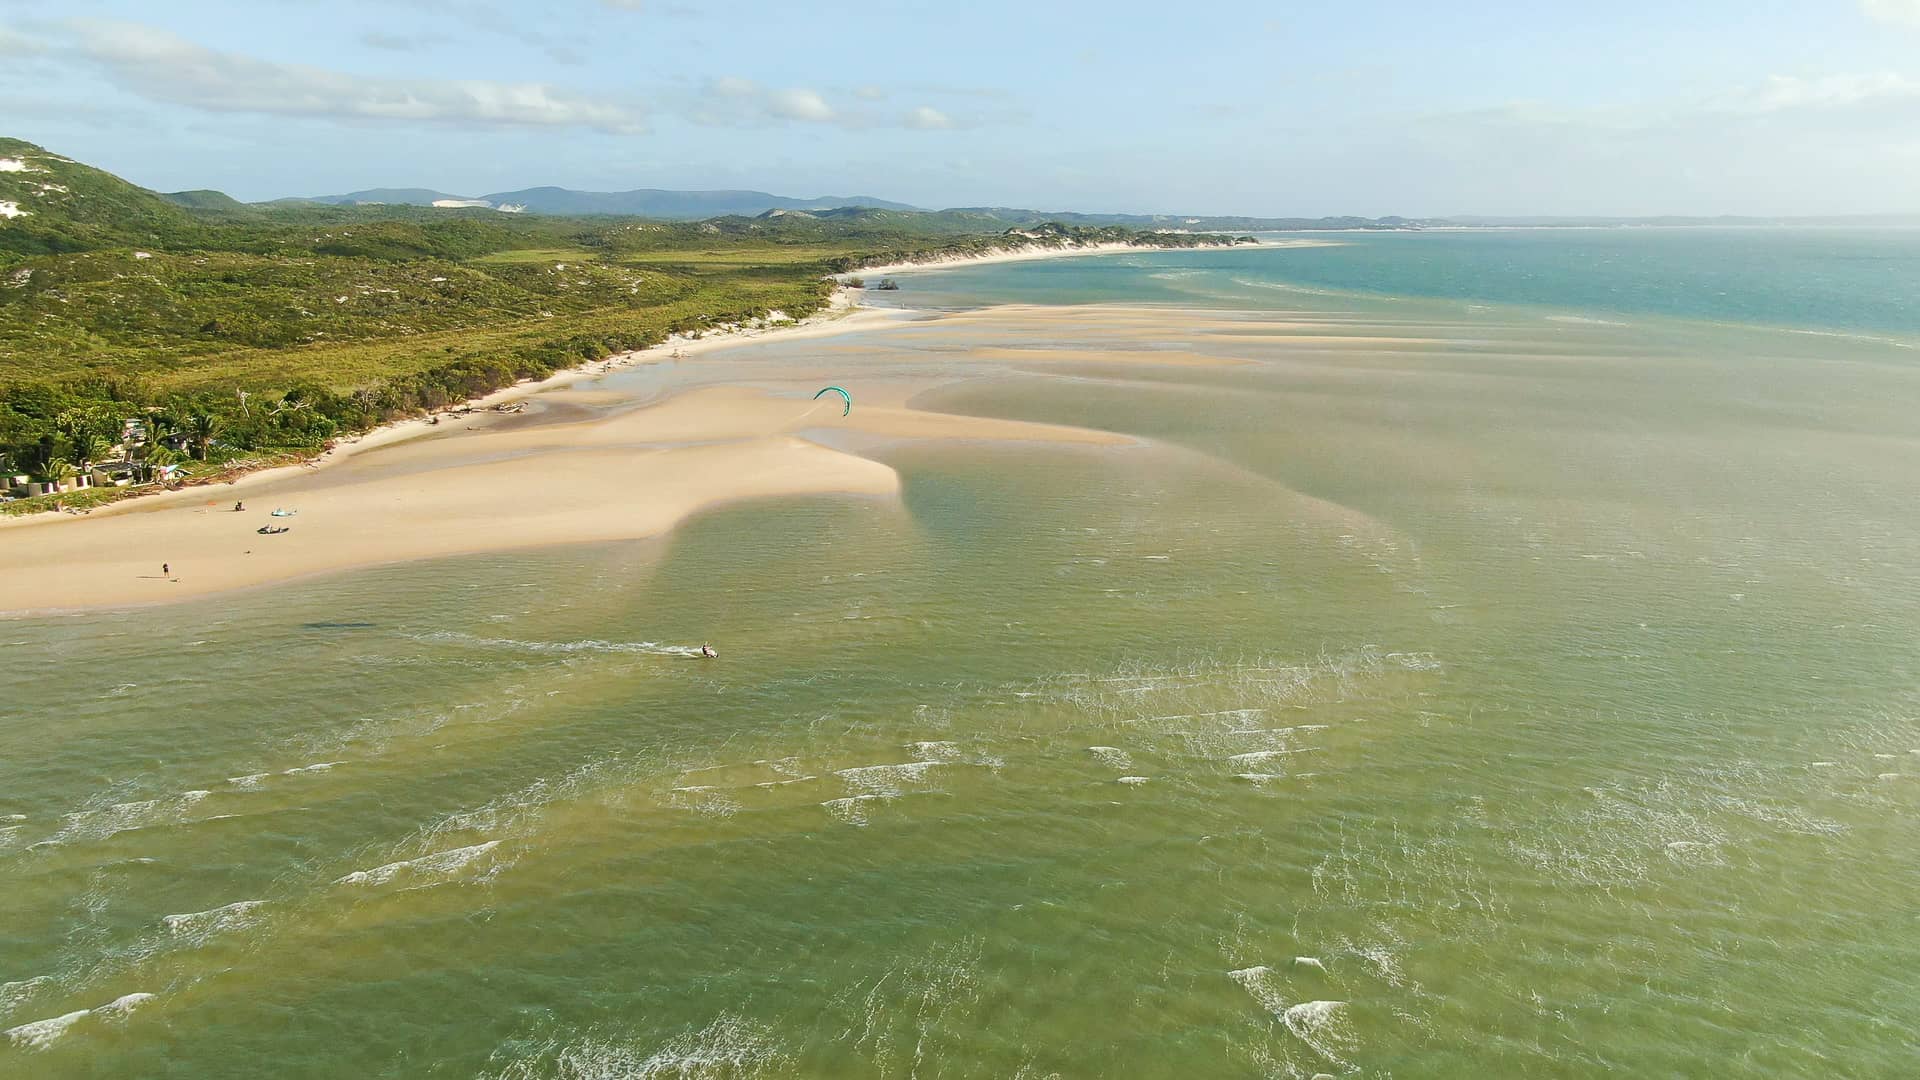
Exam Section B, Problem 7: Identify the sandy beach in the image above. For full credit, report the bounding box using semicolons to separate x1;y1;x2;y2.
0;241;1332;615
0;343;1128;614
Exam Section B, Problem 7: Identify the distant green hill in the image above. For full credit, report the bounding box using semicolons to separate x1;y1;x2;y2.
303;187;476;207
0;138;204;259
1;138;1238;513
161;189;249;213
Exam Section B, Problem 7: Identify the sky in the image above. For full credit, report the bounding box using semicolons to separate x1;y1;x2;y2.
4;0;1920;216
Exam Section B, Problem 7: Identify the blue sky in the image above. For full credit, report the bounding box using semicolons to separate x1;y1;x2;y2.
3;0;1919;215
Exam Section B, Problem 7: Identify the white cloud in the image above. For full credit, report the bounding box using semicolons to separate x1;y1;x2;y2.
1715;72;1920;113
684;79;972;130
905;105;954;130
1862;0;1920;28
19;22;978;137
767;88;834;122
601;0;647;9
60;20;647;133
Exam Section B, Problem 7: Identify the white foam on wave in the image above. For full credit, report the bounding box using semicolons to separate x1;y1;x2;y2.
414;631;702;657
1087;745;1133;769
1283;1000;1355;1065
667;785;739;819
1227;749;1304;765
822;794;888;826
49;789;212;846
1117;776;1150;785
835;761;940;796
1228;965;1287;1014
631;1013;790;1078
283;761;344;775
94;992;154;1019
477;1013;790;1080
227;773;270;790
1231;277;1343;297
1342;938;1407;988
162;899;270;941
758;757;809;779
0;975;53;1017
1545;314;1628;326
904;740;1004;769
1293;956;1327;972
4;1009;89;1051
1785;326;1916;350
336;840;502;887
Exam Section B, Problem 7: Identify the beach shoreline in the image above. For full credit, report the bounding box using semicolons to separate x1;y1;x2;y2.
847;236;1330;279
3;237;1270;531
0;238;1327;615
0;305;1158;616
0;290;898;531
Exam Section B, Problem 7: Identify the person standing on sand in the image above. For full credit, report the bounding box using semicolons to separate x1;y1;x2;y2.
162;563;169;578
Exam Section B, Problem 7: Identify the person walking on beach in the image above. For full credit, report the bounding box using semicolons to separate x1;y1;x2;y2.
162;563;169;578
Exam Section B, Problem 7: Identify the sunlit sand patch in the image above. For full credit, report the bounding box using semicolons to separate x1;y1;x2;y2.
971;346;1250;368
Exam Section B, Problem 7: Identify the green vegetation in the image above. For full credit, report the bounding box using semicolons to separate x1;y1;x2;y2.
0;137;1239;510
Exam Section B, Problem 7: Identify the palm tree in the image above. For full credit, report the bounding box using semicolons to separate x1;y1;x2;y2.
185;411;221;461
69;432;111;470
142;406;180;454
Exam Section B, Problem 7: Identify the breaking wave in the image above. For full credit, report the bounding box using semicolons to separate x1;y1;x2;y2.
335;840;504;888
411;632;703;657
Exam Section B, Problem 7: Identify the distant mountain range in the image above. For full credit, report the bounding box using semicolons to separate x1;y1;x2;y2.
274;187;921;218
239;185;1920;231
264;187;1439;230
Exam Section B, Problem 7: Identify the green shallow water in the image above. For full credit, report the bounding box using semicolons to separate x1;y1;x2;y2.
5;237;1920;1077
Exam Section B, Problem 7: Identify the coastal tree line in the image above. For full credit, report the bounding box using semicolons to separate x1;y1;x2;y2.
1;138;1242;511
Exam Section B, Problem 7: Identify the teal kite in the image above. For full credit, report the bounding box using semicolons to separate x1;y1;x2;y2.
814;385;852;416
